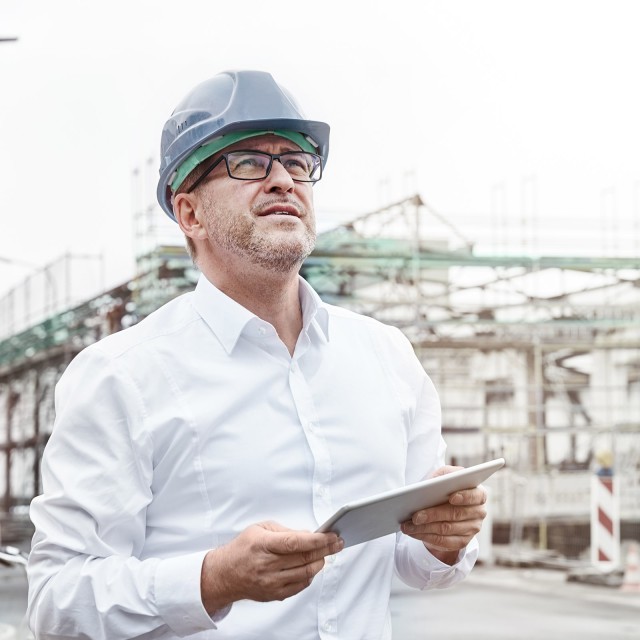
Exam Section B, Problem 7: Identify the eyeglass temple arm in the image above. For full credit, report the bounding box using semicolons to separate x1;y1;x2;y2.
185;156;226;194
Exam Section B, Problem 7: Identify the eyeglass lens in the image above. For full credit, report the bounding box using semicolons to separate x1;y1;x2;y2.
227;151;321;182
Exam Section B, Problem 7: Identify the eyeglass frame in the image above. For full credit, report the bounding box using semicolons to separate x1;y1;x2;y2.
185;149;323;194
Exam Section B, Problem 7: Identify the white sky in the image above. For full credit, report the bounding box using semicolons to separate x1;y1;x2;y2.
1;0;640;294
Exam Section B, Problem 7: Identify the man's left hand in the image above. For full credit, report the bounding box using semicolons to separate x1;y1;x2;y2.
400;465;487;565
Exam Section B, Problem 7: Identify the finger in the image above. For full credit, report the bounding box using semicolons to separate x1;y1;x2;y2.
250;554;327;597
449;486;488;506
270;574;321;602
272;543;342;571
254;577;317;602
263;530;342;558
401;521;482;551
255;521;342;552
254;558;327;602
411;502;486;525
278;558;327;585
402;517;482;539
288;537;344;568
417;532;471;552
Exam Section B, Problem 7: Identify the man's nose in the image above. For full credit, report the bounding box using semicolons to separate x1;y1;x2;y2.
263;158;295;192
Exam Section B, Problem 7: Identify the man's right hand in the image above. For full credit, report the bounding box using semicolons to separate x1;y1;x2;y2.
200;521;344;614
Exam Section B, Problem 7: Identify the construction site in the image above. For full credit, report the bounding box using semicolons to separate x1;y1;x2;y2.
1;190;639;565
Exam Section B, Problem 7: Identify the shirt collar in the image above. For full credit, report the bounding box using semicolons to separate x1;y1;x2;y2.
192;273;329;354
299;276;330;343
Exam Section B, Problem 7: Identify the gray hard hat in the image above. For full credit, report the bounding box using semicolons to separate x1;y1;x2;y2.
157;70;330;221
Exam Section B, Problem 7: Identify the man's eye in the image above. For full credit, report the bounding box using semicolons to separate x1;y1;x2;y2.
284;158;306;170
228;154;271;176
234;157;261;168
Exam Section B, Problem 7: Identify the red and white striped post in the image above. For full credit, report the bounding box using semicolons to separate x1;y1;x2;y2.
590;457;620;569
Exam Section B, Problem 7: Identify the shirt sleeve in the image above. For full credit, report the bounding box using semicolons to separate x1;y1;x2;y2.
394;529;479;589
27;346;221;639
385;328;478;589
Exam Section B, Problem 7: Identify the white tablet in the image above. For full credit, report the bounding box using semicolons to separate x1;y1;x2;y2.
315;458;505;548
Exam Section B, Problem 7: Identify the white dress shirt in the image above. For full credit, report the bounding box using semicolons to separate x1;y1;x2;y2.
28;274;477;640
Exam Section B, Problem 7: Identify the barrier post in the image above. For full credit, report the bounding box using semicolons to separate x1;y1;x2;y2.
590;452;620;570
620;542;640;592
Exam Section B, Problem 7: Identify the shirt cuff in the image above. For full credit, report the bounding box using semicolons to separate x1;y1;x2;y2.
155;550;224;636
422;536;478;585
396;533;478;589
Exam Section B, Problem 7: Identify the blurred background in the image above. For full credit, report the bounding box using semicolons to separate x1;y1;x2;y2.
0;1;639;638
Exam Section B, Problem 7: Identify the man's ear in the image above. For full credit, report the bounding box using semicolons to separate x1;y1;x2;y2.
173;192;209;242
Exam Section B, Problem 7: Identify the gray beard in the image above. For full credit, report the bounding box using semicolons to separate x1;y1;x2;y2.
229;224;316;273
203;197;316;273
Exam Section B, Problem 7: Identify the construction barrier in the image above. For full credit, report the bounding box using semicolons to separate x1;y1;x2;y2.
621;541;640;592
590;471;620;568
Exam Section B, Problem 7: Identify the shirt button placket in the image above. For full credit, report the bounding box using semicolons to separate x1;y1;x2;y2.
288;345;340;639
287;359;332;524
318;562;340;640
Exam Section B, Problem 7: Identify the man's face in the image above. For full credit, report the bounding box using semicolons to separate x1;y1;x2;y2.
193;134;317;274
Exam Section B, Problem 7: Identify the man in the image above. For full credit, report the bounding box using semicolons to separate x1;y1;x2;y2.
27;70;487;639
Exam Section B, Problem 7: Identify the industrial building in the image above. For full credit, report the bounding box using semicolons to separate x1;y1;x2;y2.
1;194;639;559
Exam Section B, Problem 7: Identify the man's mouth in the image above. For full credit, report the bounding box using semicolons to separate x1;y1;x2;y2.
257;204;302;218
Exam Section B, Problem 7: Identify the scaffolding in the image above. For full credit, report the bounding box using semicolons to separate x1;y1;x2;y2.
0;253;105;341
301;194;640;556
0;194;639;554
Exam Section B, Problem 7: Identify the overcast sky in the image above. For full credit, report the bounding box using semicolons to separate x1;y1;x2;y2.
1;0;639;294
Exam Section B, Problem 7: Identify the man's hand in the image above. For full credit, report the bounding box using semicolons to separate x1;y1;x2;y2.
200;521;344;614
400;465;487;565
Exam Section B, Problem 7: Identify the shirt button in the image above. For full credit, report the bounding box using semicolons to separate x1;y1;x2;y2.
316;485;326;497
258;326;267;336
323;621;334;632
307;422;315;432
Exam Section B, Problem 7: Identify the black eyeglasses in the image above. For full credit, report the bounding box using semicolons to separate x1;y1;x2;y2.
186;150;323;193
